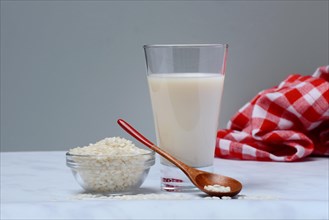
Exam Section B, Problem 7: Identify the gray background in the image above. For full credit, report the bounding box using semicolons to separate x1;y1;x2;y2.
1;1;328;152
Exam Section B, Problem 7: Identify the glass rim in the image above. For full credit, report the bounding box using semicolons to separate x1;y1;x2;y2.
66;150;155;158
143;44;228;49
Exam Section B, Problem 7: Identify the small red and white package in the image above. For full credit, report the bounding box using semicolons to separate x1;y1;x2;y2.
216;66;329;161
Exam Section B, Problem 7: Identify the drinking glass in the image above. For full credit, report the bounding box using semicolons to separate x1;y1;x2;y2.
144;44;228;192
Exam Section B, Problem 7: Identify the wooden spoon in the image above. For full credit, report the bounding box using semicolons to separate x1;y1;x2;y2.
117;119;242;197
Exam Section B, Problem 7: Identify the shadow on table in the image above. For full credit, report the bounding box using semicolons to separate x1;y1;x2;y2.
72;187;159;196
295;156;326;162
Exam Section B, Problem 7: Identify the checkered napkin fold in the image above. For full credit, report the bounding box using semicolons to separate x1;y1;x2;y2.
216;66;329;161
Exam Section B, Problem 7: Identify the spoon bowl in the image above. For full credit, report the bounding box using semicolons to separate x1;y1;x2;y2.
195;172;242;197
117;119;242;197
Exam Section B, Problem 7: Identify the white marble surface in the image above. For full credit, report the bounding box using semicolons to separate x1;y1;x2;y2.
1;151;328;219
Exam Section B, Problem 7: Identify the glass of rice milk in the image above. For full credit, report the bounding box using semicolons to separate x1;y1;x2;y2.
144;44;228;192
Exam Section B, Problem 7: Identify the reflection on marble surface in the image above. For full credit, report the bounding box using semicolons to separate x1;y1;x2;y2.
1;151;328;219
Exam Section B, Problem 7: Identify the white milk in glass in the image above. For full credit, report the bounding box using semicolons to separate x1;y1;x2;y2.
147;73;224;168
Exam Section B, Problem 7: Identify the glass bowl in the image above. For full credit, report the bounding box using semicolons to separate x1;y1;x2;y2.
66;150;155;194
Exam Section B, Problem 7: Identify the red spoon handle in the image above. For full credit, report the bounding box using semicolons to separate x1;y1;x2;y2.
117;119;155;148
117;119;190;172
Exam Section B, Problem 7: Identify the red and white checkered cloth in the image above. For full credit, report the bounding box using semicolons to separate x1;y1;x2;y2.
216;66;329;161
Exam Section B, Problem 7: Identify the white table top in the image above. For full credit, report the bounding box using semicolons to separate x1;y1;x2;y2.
1;151;328;219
